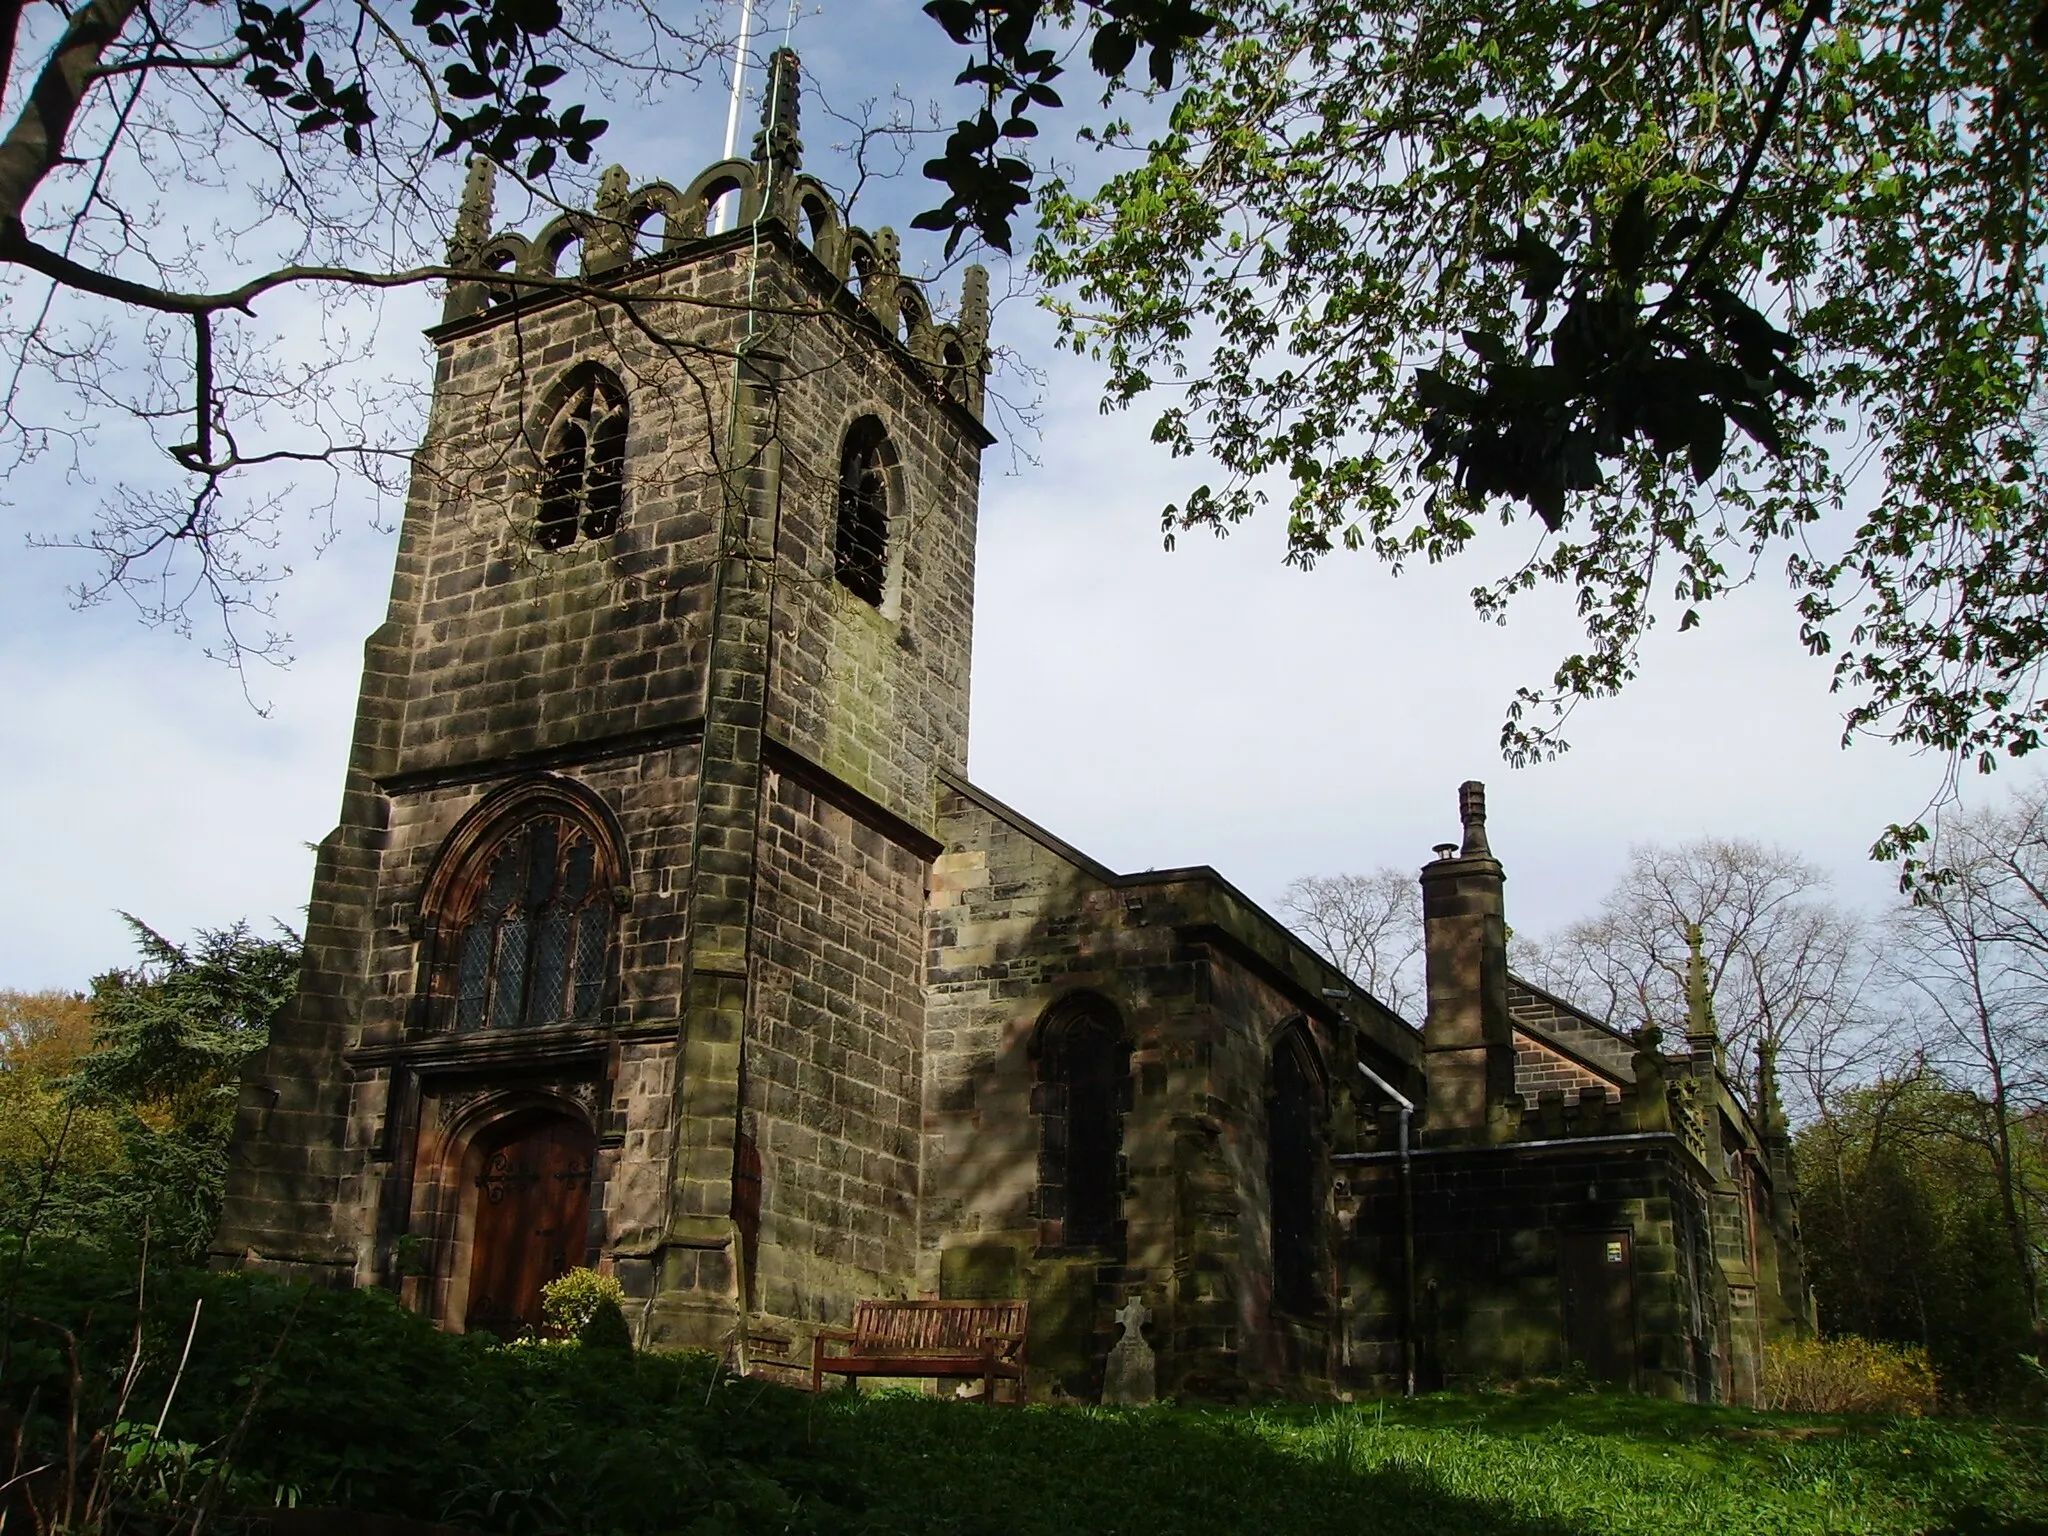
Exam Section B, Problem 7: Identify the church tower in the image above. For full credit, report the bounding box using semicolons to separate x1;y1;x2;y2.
213;52;994;1348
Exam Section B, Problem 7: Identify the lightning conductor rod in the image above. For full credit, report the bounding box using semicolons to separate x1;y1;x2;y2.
715;0;757;234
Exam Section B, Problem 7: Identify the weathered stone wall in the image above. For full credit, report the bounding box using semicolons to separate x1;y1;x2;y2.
744;763;929;1324
753;268;982;828
1512;1031;1617;1105
1508;978;1637;1077
217;223;987;1346
921;778;1370;1399
1203;958;1346;1391
1339;1140;1719;1401
921;783;1143;1396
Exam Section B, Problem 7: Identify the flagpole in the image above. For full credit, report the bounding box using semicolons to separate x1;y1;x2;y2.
714;0;756;233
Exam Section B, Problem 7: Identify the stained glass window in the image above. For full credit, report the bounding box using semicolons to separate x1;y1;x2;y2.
451;814;612;1030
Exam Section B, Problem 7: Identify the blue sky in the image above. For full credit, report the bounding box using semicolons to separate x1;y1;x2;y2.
0;0;1959;989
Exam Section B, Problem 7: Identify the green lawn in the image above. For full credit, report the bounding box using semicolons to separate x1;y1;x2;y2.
818;1390;2047;1536
3;1253;2042;1536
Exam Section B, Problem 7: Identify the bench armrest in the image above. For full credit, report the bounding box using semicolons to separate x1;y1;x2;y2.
813;1327;858;1342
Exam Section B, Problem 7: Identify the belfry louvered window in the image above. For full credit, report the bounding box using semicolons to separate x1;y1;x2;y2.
536;371;627;550
451;815;612;1030
834;415;891;605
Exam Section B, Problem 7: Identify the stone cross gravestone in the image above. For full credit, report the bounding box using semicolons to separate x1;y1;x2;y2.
1101;1296;1156;1405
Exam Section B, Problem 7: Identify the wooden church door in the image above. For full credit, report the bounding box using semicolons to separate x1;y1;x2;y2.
1560;1229;1637;1387
465;1114;595;1337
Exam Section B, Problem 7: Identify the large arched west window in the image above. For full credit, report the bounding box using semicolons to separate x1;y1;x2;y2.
420;782;623;1031
535;366;628;550
1032;995;1130;1252
834;415;892;606
1268;1027;1327;1314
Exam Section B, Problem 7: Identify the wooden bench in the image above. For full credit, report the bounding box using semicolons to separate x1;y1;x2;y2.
811;1299;1029;1404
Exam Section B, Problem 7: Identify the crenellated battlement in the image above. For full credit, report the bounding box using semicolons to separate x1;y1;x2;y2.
437;49;992;417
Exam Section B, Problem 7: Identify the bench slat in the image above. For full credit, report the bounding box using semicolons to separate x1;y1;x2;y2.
818;1299;1030;1405
827;1354;1025;1378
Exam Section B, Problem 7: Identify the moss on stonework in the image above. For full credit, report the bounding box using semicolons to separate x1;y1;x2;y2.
1024;1258;1102;1390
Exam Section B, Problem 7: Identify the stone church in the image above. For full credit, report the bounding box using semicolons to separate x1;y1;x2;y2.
213;53;1811;1404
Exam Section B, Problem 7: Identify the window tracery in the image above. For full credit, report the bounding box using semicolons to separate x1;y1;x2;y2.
536;370;627;550
422;787;622;1033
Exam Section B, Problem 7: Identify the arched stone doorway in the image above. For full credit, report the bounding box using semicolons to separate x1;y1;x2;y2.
464;1109;596;1337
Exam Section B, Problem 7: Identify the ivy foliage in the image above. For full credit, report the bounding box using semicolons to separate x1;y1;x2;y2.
1018;0;2048;852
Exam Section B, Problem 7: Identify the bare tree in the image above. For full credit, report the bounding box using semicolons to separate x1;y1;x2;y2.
1885;786;2048;1335
0;0;1007;667
1280;868;1423;1022
1518;838;1881;1114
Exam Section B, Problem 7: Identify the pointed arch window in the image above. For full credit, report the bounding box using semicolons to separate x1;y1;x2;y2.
1033;996;1130;1253
422;786;623;1033
834;415;892;606
536;370;627;550
1269;1029;1327;1314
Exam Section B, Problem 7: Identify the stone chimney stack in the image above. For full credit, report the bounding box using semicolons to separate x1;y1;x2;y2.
1421;781;1515;1140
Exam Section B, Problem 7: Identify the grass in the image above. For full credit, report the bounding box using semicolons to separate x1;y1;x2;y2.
820;1391;2048;1536
3;1247;2043;1536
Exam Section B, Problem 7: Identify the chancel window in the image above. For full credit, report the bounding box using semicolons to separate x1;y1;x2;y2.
536;371;627;550
449;814;613;1030
1033;997;1130;1252
1269;1030;1326;1313
834;416;891;605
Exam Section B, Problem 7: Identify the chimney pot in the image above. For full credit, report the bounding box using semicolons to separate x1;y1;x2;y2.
1458;780;1492;858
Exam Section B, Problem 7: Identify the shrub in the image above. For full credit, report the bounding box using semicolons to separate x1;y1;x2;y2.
541;1265;631;1343
1762;1335;1939;1415
1;1242;855;1535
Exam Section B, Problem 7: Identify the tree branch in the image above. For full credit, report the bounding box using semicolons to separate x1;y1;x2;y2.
0;0;143;226
1661;0;1829;311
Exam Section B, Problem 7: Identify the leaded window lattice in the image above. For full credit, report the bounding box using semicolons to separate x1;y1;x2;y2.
451;815;611;1030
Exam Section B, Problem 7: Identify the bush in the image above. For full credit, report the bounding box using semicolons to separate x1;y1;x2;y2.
0;1241;857;1535
1763;1335;1940;1415
541;1265;631;1344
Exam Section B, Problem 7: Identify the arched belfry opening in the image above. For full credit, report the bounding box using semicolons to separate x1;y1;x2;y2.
535;365;628;550
834;414;893;606
461;1106;597;1337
